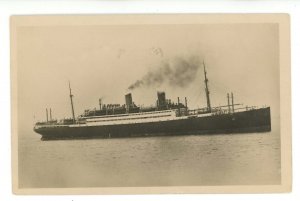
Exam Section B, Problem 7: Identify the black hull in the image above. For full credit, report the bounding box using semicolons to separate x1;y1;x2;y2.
35;107;271;140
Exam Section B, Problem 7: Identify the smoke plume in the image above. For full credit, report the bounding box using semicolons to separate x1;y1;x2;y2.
128;56;201;90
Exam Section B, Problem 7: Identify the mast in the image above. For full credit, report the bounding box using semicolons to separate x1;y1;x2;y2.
68;81;76;123
231;92;235;113
203;61;212;112
185;97;188;115
227;93;231;113
46;108;48;122
50;108;52;121
177;97;181;116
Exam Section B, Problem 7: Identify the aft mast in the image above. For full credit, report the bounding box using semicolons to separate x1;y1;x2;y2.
203;61;212;112
68;81;76;123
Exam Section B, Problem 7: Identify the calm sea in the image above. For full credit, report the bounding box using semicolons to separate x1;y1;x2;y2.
18;130;281;188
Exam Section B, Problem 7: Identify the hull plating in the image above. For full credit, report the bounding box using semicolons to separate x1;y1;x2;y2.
35;107;271;140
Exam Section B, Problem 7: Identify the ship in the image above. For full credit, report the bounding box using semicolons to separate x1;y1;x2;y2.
34;62;271;140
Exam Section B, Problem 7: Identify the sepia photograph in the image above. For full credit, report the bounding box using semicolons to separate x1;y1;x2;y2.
11;14;291;194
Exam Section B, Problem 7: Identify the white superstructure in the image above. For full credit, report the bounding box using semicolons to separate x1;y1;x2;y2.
79;109;178;126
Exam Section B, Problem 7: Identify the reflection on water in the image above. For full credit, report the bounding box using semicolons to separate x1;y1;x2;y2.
18;131;281;188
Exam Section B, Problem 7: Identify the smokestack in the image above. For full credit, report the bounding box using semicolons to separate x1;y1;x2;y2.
99;98;102;110
185;97;188;108
125;93;133;106
125;93;133;113
227;93;231;113
231;92;234;113
46;108;48;122
157;91;166;107
50;108;52;121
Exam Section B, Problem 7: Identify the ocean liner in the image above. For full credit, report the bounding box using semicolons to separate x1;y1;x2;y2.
34;63;271;140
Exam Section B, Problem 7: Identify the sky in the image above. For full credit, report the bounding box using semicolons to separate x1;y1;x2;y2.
15;23;280;134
